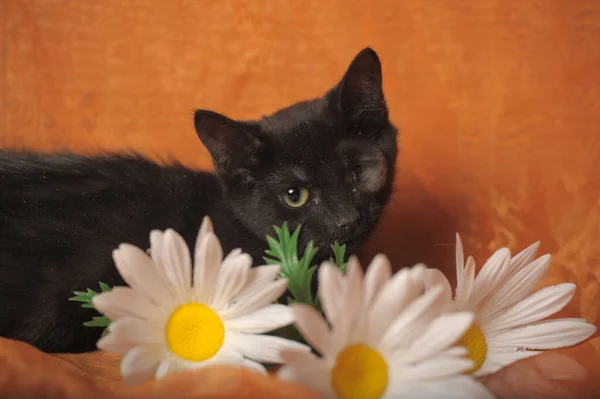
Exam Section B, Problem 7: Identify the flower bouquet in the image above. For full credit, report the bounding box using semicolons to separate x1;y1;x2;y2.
69;217;596;399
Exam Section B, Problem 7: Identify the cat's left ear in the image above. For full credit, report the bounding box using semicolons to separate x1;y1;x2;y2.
194;110;268;174
337;47;388;122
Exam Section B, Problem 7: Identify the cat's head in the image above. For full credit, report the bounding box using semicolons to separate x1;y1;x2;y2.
194;48;398;259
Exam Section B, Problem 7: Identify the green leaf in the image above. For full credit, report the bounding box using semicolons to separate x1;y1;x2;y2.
83;316;111;328
290;224;301;255
68;296;92;303
68;282;114;336
266;235;285;261
99;281;112;292
300;243;318;271
264;249;279;258
264;223;318;307
263;256;280;266
331;242;349;272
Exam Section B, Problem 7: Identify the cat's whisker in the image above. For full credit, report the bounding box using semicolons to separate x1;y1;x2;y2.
432;243;458;248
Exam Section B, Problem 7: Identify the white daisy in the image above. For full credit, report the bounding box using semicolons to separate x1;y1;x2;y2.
277;255;495;399
423;234;597;376
92;216;309;384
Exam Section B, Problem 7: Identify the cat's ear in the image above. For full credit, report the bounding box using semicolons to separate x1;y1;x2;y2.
337;48;387;121
194;110;267;173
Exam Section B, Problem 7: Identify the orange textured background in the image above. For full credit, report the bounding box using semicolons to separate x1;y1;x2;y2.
2;0;600;398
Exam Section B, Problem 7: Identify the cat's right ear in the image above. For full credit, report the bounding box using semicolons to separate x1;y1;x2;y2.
194;110;267;174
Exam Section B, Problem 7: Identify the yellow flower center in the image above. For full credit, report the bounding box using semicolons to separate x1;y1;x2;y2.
456;324;487;373
165;303;225;362
331;344;388;399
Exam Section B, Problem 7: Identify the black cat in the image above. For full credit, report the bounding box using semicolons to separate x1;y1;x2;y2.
0;48;398;353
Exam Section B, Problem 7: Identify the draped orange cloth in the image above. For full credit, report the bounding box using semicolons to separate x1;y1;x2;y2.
1;0;600;397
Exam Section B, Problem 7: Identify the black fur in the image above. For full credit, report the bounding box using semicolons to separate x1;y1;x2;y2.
0;48;398;353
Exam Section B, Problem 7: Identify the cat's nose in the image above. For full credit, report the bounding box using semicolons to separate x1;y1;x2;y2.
338;210;360;232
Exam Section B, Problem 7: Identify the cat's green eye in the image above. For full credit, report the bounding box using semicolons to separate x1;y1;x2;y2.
281;187;310;208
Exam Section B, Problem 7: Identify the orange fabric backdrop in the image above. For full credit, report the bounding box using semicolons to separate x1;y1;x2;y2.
2;1;600;397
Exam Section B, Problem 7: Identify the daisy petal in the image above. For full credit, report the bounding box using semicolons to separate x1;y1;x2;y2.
240;359;267;374
399;356;474;380
469;248;511;308
364;254;392;309
211;252;251;309
475;359;498;376
367;267;422;342
224;278;289;318
484;283;576;332
193;232;223;303
474;349;542;376
422;268;453;303
155;359;172;380
234;264;281;301
204;344;244;366
508;241;541;275
438;346;469;358
330;260;367;349
96;330;136;355
478;255;552;324
223;248;243;263
112;244;173;307
148;230;176;287
407;262;428;283
344;257;364;303
121;344;163;385
318;263;345;327
178;344;244;372
149;230;164;264
194;216;214;248
279;348;319;365
106;317;163;345
244;264;279;285
291;304;332;357
93;287;160;321
381;285;444;349
97;318;162;356
455;256;475;309
162;229;193;297
224;304;294;333
278;359;334;398
227;332;310;364
455;233;466;292
488;318;596;350
395;376;495;399
340;257;365;341
403;312;474;364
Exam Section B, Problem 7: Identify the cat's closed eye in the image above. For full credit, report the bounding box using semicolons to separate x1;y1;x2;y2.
281;186;310;208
